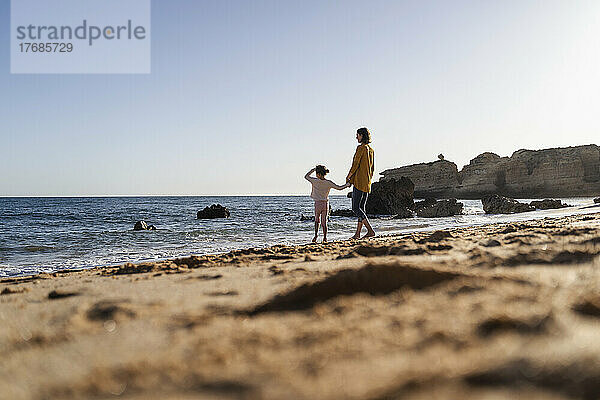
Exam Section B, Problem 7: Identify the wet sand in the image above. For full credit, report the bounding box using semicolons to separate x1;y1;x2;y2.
2;212;600;399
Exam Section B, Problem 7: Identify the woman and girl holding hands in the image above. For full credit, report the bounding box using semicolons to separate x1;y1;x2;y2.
304;127;375;243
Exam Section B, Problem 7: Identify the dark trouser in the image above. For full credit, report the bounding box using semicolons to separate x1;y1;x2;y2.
352;187;368;222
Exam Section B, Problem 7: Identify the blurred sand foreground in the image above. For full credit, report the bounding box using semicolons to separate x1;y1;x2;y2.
2;213;600;400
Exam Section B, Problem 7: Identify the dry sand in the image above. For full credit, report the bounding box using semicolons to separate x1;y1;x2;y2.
2;212;600;399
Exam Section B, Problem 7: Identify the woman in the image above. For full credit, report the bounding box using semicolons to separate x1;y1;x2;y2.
346;127;375;239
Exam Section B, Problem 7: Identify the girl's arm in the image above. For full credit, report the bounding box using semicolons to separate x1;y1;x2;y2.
304;168;316;181
329;180;351;190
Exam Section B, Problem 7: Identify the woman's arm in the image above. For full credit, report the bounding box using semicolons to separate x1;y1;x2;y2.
370;149;375;177
304;167;316;181
346;146;364;182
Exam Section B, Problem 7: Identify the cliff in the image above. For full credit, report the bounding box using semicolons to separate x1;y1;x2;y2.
380;145;600;199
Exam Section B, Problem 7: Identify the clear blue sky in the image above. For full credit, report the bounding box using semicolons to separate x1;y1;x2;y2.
1;0;599;196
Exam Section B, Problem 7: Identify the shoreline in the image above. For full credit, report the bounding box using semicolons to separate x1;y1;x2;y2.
2;212;600;399
2;200;599;280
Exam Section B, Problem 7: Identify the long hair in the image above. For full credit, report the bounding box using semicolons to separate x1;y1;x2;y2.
357;127;371;144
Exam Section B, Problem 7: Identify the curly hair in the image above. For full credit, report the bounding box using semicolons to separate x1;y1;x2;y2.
357;127;371;144
315;165;329;176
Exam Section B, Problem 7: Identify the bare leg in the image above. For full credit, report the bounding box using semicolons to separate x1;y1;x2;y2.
322;217;328;243
362;218;375;238
313;217;319;242
351;220;363;239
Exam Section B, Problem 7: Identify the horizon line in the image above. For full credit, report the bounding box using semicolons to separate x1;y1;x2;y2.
0;193;352;198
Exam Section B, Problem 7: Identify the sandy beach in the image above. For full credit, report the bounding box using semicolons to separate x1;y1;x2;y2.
2;211;600;399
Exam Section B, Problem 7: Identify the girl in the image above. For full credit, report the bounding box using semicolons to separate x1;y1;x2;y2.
304;165;350;243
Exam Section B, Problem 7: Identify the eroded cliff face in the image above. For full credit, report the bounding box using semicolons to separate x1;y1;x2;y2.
381;145;600;199
379;160;459;198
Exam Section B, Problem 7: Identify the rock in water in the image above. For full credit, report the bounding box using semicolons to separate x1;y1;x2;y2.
416;198;464;218
331;209;355;217
365;177;414;215
300;210;332;221
300;214;314;221
595;198;600;204
134;221;157;230
347;192;353;198
529;199;570;210
197;204;230;219
134;220;148;231
482;195;535;214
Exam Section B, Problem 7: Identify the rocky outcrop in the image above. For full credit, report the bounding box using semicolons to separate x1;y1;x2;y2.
482;195;535;214
595;198;600;204
392;207;414;219
416;199;464;218
381;160;459;198
381;145;600;198
413;198;437;210
197;204;230;219
365;177;414;215
529;199;570;210
134;221;156;231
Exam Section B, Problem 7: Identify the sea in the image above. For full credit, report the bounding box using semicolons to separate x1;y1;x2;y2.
1;196;599;278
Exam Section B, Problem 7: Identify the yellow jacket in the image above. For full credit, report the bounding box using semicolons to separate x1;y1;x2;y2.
346;144;375;193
